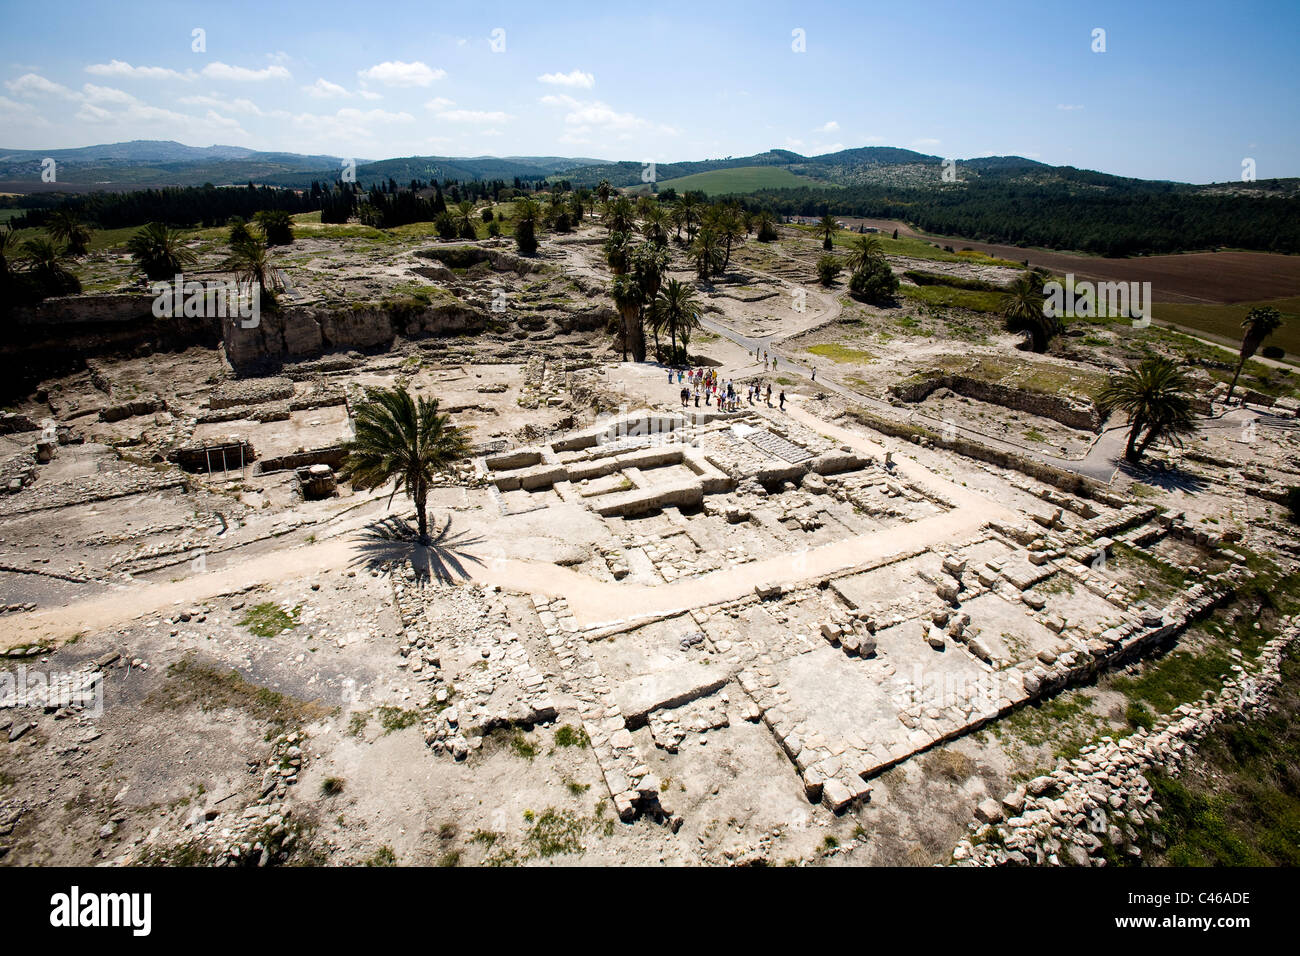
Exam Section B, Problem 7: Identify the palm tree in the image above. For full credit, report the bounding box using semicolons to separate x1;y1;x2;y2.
610;274;642;362
845;234;883;273
605;196;636;235
254;209;294;246
668;201;686;243
816;214;839;251
650;278;700;365
604;230;630;275
224;235;283;310
513;197;541;254
1099;356;1198;463
677;194;702;242
0;225;19;278
715;206;745;271
453;200;477;239
0;225;18;307
1002;271;1059;352
690;228;724;281
640;203;669;247
1225;306;1283;405
595;180;613;206
127;222;196;281
20;237;81;295
47;209;92;256
342;386;471;545
629;242;666;362
755;210;778;242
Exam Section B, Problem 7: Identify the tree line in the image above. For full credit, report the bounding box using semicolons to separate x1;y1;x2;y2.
709;181;1300;257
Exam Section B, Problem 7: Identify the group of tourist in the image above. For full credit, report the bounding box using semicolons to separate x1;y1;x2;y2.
674;365;784;412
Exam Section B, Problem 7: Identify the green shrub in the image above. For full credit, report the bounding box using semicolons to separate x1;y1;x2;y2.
849;259;900;303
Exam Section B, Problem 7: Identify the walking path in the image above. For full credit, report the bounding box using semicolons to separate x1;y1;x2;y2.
0;402;1012;646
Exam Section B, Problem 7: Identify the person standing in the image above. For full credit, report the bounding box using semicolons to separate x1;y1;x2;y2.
779;390;786;410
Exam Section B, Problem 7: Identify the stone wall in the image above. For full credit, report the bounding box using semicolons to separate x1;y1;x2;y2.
1;295;221;401
953;617;1298;866
891;373;1101;432
221;300;488;374
843;405;1106;500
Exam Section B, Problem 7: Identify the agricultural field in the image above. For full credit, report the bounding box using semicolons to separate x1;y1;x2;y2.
656;165;828;195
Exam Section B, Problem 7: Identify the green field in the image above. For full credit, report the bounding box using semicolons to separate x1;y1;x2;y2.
1151;296;1300;358
656;165;829;195
790;223;1024;269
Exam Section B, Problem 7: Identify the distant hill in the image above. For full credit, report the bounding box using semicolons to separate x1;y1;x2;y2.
0;140;609;191
7;139;1293;197
3;139;1297;256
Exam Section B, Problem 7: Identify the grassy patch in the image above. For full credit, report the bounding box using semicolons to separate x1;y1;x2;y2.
1144;646;1300;865
901;283;1007;315
992;691;1111;761
552;724;589;749
376;706;421;734
361;844;397;867
239;602;301;638
923;749;976;782
523;808;586;858
1112;649;1232;714
1108;542;1187;603
806;343;875;364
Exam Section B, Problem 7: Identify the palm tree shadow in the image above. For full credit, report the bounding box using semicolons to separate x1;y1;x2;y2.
1117;458;1207;494
351;515;489;584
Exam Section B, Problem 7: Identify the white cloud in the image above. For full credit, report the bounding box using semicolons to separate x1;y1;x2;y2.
303;78;349;98
539;93;581;109
81;83;138;105
5;73;76;98
434;109;512;124
200;62;292;82
424;97;455;111
538;69;594;89
818;120;839;133
179;92;287;118
0;94;36;112
85;60;193;81
284;106;417;154
553;98;675;136
334;107;414;124
75;94;247;139
357;60;445;87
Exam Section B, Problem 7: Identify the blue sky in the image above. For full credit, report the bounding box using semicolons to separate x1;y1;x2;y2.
2;0;1296;183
